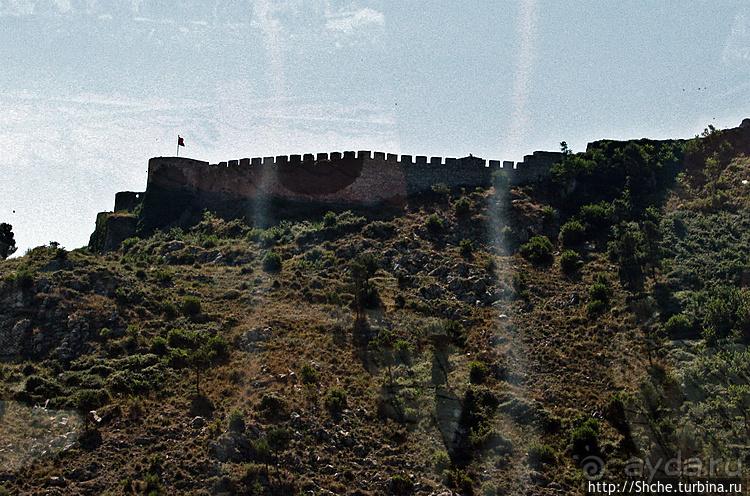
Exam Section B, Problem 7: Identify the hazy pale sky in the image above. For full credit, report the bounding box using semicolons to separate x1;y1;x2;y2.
2;0;750;253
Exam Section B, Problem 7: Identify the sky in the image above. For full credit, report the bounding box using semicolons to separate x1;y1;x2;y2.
2;0;750;254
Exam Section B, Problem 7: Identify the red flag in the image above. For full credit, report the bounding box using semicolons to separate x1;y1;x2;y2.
178;136;185;147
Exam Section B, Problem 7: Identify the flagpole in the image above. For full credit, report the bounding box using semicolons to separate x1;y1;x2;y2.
177;136;180;157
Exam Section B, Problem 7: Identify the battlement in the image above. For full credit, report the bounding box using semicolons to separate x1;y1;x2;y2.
146;149;561;200
198;149;561;181
206;151;497;168
130;148;563;233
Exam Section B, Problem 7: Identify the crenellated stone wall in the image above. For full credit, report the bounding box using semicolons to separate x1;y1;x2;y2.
110;149;563;236
146;149;561;203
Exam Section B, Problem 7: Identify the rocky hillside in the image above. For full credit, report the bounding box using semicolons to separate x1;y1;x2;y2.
1;124;749;495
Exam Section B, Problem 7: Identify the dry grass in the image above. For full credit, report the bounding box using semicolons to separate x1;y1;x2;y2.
0;187;659;495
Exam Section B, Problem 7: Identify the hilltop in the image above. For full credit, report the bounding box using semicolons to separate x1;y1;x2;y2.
1;123;750;495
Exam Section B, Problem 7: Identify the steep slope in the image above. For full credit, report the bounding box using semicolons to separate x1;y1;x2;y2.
1;124;749;495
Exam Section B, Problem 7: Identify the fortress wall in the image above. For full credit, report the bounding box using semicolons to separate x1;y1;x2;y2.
145;150;562;210
511;151;563;184
114;191;143;212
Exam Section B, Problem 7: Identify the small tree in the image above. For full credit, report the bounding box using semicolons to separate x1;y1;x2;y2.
74;389;109;431
0;223;17;259
168;336;229;396
267;427;293;481
350;253;379;319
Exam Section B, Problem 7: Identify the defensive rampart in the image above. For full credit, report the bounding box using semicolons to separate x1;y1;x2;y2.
94;149;563;244
146;149;561;203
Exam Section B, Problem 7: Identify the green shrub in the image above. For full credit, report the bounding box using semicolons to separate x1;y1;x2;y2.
228;409;245;433
559;220;587;247
426;214;443;233
459;239;474;258
390;474;413;495
166;348;189;369
15;270;35;290
258;392;285;415
527;443;556;467
258;226;286;248
482;257;496;275
541;205;557;221
519;236;553;263
443;469;473;495
121;476;134;493
578;202;614;232
167;328;200;349
362;221;396;239
431;183;450;196
74;388;111;414
181;296;202;316
24;375;62;398
149;336;168;356
587;299;607;315
468;361;487;384
262;252;283;273
202;234;219;249
205;336;230;360
267;426;293;453
143;472;161;494
703;286;750;343
570;417;600;459
322;211;337;227
299;363;319;384
246;228;264;242
324;388;348;411
482;482;498;496
153;269;172;285
120;237;139;254
462;386;499;449
492;169;510;189
161;301;179;320
589;282;609;303
559;249;581;274
454;198;471;217
251;437;271;464
434;451;451;474
500;225;514;244
54;246;68;260
665;314;693;338
594;272;610;285
350;253;380;311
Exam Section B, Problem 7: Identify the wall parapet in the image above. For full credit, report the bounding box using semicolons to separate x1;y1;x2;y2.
204;151;510;169
143;149;562;223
